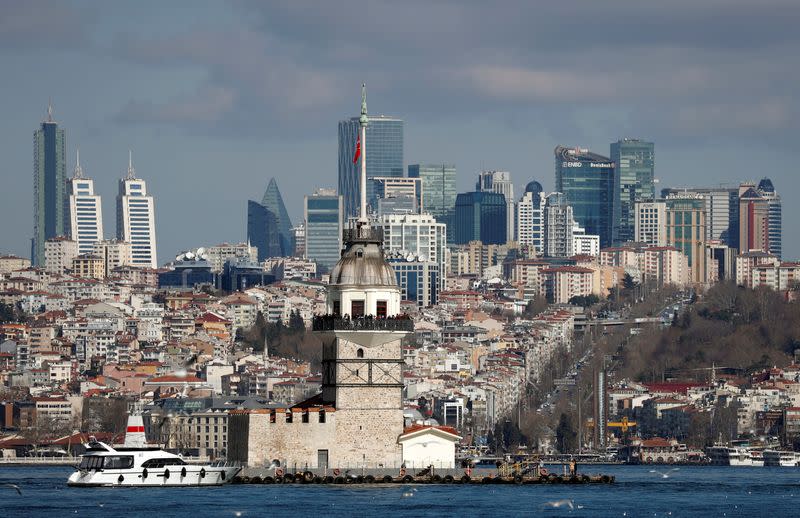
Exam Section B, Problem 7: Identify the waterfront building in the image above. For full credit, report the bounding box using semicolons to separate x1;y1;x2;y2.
661;187;739;248
32;102;67;266
757;178;782;258
304;189;344;274
407;164;456;231
454;192;507;245
516;181;545;254
44;236;79;275
665;193;707;285
67;150;104;255
554;145;614;247
738;183;769;254
477;171;515;243
610;139;655;244
635;201;667;247
116;153;157;268
338;114;403;219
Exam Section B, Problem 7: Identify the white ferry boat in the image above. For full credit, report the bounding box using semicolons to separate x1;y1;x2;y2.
67;414;240;487
706;445;763;466
763;450;800;467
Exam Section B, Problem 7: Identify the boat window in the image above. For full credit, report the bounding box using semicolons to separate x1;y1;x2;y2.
141;458;187;468
104;456;134;469
80;456;106;470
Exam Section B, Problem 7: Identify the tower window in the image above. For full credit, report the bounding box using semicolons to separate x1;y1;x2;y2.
351;300;365;317
357;348;364;358
376;300;387;318
333;301;340;316
356;248;364;258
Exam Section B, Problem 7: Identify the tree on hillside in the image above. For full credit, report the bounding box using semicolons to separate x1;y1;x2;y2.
555;412;577;453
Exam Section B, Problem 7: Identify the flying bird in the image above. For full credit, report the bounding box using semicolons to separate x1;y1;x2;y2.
649;467;680;478
4;483;22;495
542;499;574;510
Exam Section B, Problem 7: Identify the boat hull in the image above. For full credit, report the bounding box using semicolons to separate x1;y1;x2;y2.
67;465;241;487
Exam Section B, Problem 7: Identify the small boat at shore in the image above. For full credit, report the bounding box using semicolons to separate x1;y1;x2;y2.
763;450;800;467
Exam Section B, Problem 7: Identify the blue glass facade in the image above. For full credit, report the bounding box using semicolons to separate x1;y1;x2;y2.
408;164;457;234
338;116;403;219
554;146;614;248
610;139;654;244
247;200;283;261
387;258;439;307
454;191;507;245
32;118;67;265
304;192;343;273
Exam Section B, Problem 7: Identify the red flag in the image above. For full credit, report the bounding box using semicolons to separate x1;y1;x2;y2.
353;135;361;164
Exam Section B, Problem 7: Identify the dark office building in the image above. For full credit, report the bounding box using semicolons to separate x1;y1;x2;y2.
158;260;217;289
610;138;655;245
454;191;507;245
220;259;275;292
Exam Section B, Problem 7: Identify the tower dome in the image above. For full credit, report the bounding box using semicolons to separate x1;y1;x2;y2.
525;180;543;194
329;229;398;287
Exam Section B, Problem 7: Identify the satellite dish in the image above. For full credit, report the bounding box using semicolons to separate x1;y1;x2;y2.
406;254;414;262
175;254;184;262
417;254;426;262
185;251;195;260
196;247;206;256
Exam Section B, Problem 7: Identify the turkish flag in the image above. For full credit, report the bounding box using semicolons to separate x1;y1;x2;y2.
353;135;361;164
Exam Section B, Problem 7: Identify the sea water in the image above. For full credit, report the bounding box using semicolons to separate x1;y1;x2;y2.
2;465;798;517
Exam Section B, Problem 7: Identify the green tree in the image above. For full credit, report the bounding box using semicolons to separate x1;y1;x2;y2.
289;309;305;332
555;413;577;453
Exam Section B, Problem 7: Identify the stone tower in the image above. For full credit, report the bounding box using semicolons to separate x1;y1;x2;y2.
313;84;411;467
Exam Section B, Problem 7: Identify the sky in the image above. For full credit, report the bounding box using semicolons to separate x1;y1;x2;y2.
1;0;798;261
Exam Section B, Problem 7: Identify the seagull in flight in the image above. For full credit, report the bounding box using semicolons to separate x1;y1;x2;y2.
542;499;574;510
649;467;680;478
4;483;22;495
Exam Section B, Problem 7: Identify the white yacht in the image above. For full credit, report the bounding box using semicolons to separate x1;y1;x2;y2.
706;445;763;466
67;414;240;487
763;450;800;467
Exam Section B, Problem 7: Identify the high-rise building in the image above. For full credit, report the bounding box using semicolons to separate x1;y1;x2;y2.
116;153;157;268
372;176;420;215
454;192;507;245
260;178;294;255
477;171;515;243
247;201;281;262
610;139;655;244
661;187;739;249
543;193;574;258
32;103;67;266
304;189;343;274
338;115;403;219
738;183;770;254
407;164;456;229
555;145;615;248
757;178;782;258
379;213;447;305
665;193;707;284
634;201;667;246
517;181;545;255
67;150;104;255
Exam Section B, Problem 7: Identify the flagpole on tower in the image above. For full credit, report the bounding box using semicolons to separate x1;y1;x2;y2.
358;83;369;228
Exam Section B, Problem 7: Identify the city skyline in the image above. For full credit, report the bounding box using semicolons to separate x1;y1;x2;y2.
1;2;799;261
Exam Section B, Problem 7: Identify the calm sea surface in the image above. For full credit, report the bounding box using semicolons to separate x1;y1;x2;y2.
2;465;799;517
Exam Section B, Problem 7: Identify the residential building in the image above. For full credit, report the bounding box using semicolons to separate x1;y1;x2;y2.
205;243;258;273
454;192;507;245
665;193;707;285
44;237;79;275
543;193;573;258
477;171;515;243
610;139;655;244
338;115;403;218
66;150;103;255
304;189;343;274
541;266;595;304
92;240;131;275
554;145;614;247
116;153;157;268
516;181;545;254
0;255;30;274
71;253;105;279
32;102;67;266
635;201;667;246
573;233;600;257
757;178;782;258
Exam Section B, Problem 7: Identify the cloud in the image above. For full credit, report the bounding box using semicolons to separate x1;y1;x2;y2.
116;85;236;125
0;1;91;50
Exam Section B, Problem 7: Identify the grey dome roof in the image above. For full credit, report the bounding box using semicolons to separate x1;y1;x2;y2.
330;241;398;287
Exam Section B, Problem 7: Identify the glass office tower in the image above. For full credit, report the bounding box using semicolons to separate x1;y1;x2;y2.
32;104;67;265
454;191;507;245
304;189;343;273
338;116;403;219
610;138;654;244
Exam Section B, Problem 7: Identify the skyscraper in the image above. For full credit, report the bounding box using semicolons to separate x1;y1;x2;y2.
407;164;456;223
477;171;515;243
610;138;655;244
116;153;157;268
454;191;507;245
338;115;403;219
247;200;282;262
757;178;782;258
634;201;667;247
304;189;343;273
32;102;67;266
665;193;706;285
543;192;574;258
259;178;294;256
516;181;545;254
67;150;104;255
554;146;614;247
738;183;769;254
661;187;739;249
